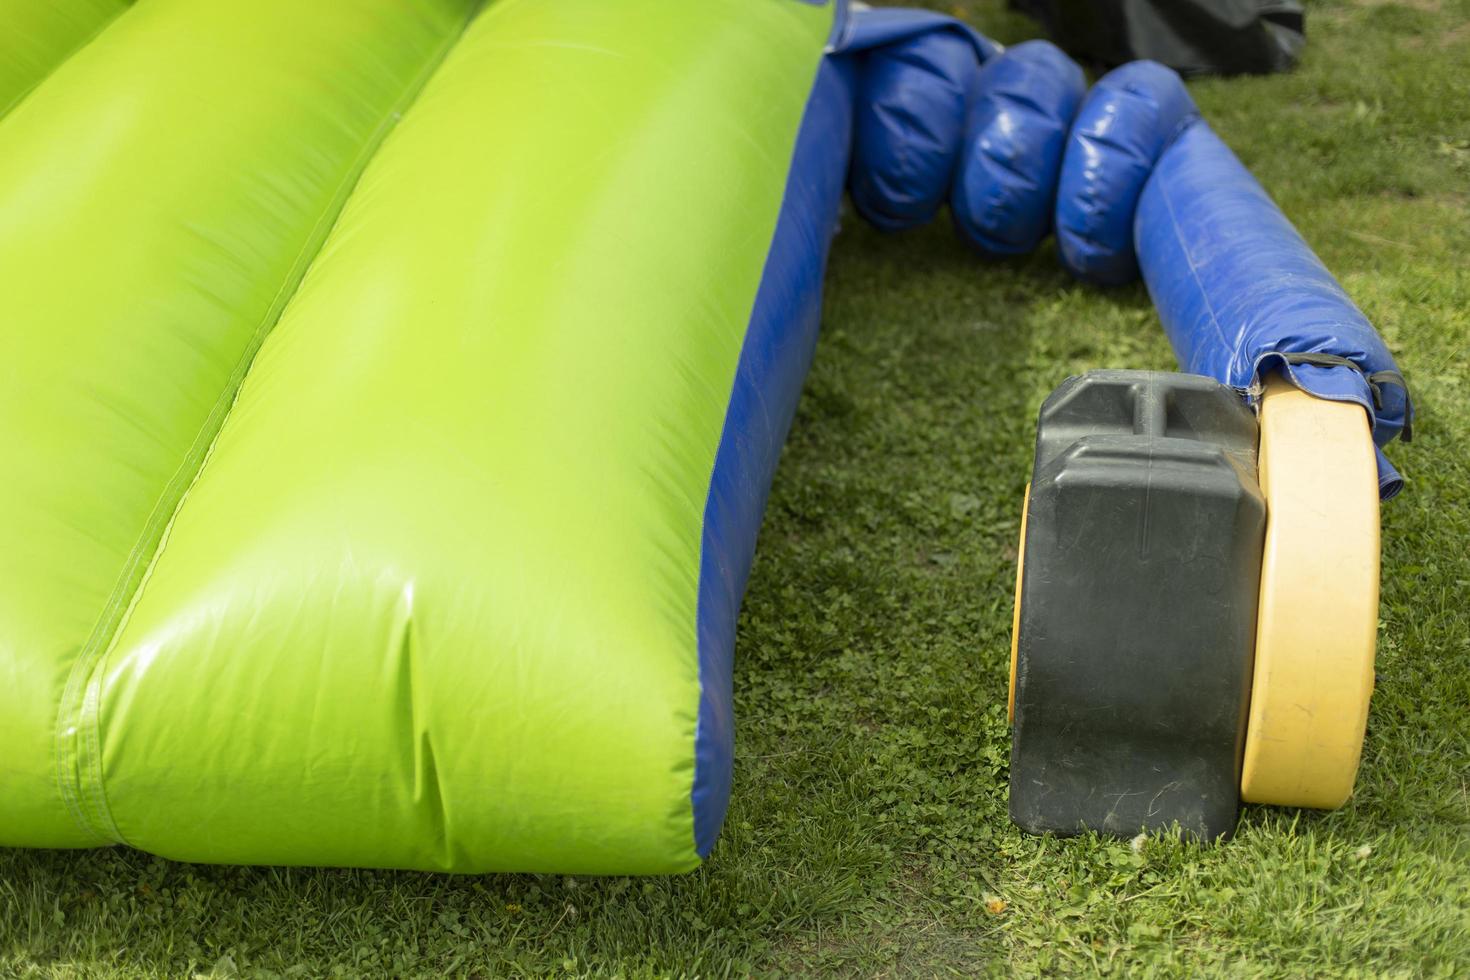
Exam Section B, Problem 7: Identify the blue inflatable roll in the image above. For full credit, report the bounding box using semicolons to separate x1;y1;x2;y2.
1136;122;1413;497
849;29;982;231
842;8;999;233
1055;61;1197;285
950;40;1085;256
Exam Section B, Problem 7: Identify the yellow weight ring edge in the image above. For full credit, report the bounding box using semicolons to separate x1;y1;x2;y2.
1008;484;1029;724
1240;375;1381;808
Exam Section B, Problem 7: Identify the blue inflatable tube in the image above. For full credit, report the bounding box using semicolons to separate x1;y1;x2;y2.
1136;122;1413;497
1055;61;1198;285
950;41;1085;256
840;7;1000;232
848;30;982;231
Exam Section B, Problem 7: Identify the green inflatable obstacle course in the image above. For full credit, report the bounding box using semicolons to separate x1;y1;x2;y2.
1;0;837;874
0;0;1410;872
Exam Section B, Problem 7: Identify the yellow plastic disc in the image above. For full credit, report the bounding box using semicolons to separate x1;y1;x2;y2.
1008;485;1029;723
1240;376;1381;808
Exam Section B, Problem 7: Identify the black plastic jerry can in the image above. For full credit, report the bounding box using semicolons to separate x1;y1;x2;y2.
1009;370;1265;841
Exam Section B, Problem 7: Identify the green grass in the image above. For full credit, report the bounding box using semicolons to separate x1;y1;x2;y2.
4;0;1469;975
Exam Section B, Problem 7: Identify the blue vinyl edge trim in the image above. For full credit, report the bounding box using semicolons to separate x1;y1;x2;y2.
690;53;856;859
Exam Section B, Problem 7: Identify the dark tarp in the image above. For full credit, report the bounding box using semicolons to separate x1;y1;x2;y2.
1011;0;1305;76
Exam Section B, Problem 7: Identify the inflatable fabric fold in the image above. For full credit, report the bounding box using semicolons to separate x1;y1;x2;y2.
0;0;130;119
0;0;837;873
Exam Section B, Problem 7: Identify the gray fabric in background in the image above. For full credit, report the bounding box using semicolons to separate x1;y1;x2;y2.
1011;0;1306;76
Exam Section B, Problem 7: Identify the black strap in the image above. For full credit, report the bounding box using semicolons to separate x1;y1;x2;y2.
1279;352;1414;443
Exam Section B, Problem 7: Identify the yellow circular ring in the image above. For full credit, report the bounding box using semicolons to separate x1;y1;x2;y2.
1240;376;1380;808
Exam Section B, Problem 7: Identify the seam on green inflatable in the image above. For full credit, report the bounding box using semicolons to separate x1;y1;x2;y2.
0;1;133;123
51;1;487;847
